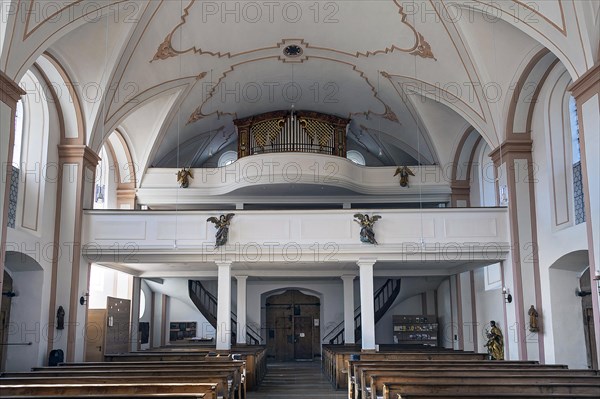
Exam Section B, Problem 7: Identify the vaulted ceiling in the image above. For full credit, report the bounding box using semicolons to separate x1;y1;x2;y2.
1;1;597;179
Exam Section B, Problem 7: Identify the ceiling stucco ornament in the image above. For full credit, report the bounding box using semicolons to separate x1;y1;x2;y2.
186;59;399;125
150;0;436;62
409;33;436;61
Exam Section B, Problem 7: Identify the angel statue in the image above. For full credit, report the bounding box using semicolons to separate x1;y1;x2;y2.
394;166;415;187
353;213;381;245
207;214;235;247
177;167;193;188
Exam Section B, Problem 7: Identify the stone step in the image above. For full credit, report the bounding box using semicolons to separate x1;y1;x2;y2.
247;361;346;399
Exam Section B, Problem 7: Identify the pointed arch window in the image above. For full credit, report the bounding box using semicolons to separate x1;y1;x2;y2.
569;96;585;225
7;100;24;228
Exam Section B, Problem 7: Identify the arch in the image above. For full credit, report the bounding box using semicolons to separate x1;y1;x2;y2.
547;250;591;368
505;48;560;139
449;126;486;207
37;53;86;144
3;251;44;372
15;68;50;232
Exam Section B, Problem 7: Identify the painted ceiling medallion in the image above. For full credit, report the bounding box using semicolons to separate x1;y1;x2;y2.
283;44;303;58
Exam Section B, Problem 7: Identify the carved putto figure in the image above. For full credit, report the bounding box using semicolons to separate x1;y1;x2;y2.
485;320;504;360
394;166;415;187
177;167;193;188
207;214;235;247
353;213;381;245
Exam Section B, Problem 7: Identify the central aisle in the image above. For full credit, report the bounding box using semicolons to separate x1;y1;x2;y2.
247;361;346;398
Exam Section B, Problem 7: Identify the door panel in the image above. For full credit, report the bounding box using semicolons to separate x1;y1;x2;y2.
294;316;313;360
275;316;292;361
85;309;106;362
105;297;131;355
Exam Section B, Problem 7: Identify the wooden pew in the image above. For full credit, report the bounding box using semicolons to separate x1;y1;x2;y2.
0;382;218;398
0;395;206;399
1;373;238;399
4;360;245;399
371;374;600;399
382;381;600;399
357;367;598;399
348;360;570;399
323;344;488;389
103;346;266;389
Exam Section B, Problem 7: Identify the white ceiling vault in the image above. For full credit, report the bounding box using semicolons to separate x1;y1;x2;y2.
1;1;598;178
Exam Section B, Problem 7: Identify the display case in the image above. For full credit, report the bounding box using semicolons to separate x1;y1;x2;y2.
169;322;197;342
393;315;438;346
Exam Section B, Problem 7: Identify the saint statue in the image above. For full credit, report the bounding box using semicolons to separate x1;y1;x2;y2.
528;305;539;332
56;306;65;330
207;214;235;247
485;320;504;360
353;213;381;245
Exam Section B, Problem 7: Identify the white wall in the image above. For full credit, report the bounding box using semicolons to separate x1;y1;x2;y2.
167;297;215;340
473;266;505;355
146;279;215;341
530;62;591;366
437;279;453;348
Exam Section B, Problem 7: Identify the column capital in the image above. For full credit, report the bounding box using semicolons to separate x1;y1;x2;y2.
488;139;533;165
341;274;357;281
356;259;376;268
569;62;600;101
234;275;248;281
58;145;101;168
215;260;233;268
0;70;25;106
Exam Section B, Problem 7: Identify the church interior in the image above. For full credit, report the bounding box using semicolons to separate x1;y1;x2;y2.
0;1;599;398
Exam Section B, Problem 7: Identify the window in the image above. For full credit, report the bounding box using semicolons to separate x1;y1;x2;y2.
346;150;365;166
569;96;585;225
13;100;23;167
94;146;109;209
218;151;238;167
569;96;581;164
7;100;24;228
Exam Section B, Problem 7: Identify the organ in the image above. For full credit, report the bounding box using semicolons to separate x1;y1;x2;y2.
233;110;349;159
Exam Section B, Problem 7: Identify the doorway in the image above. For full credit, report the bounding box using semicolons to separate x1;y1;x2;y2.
580;270;597;369
0;272;13;371
266;290;320;361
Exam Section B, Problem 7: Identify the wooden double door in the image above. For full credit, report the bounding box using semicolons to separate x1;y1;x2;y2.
266;290;320;361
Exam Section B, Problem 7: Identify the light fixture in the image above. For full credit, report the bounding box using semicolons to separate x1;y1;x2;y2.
502;287;512;303
575;288;591;297
79;292;89;305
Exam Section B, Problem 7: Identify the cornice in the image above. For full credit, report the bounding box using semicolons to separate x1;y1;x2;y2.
0;70;25;106
488;140;533;164
569;63;600;100
58;145;101;167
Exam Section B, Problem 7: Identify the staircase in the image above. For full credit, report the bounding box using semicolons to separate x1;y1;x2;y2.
323;279;401;345
188;280;261;345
